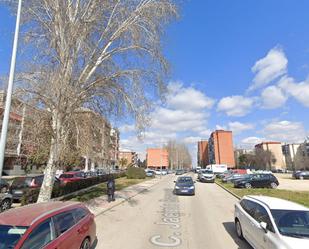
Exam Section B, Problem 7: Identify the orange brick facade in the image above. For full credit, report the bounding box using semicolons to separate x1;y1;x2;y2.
198;140;209;167
208;130;235;168
146;148;169;169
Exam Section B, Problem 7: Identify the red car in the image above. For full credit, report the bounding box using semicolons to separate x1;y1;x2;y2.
59;171;85;184
0;201;96;249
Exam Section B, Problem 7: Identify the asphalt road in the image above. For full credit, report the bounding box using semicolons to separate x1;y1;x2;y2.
94;174;252;249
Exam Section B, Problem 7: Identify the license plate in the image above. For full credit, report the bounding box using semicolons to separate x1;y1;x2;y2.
14;190;23;194
181;190;188;193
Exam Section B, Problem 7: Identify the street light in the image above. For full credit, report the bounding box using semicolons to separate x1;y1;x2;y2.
0;0;23;179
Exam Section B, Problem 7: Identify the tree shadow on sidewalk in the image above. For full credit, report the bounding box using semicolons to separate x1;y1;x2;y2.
222;222;253;249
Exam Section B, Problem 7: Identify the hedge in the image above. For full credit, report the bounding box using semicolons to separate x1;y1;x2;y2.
21;172;126;205
126;167;146;179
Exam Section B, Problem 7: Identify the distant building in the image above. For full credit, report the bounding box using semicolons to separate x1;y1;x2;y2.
255;142;286;170
119;151;137;168
197;140;209;168
208;130;235;168
282;142;309;171
110;128;120;168
234;148;254;167
146;148;169;169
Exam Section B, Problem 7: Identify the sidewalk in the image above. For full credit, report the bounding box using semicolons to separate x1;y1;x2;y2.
85;176;165;217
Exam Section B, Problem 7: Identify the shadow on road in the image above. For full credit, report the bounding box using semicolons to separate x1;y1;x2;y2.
222;222;253;249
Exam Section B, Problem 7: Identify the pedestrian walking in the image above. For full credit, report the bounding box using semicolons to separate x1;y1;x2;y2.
107;176;115;202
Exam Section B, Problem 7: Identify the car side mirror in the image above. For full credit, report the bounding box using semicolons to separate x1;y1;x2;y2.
260;222;268;233
174;180;176;183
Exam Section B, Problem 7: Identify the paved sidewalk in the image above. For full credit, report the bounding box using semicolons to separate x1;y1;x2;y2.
85;176;166;216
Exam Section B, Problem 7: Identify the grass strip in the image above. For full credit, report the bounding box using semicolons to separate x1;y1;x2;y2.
216;179;309;208
67;177;150;202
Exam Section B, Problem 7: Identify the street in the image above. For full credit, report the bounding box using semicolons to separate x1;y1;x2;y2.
95;174;252;249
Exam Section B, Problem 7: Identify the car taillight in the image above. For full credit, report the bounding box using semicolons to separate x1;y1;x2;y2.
30;179;38;187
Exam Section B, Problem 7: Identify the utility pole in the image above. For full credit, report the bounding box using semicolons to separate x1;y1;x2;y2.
0;0;23;179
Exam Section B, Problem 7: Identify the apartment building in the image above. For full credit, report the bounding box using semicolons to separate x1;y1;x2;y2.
197;140;209;168
255;142;286;170
146;148;169;169
208;130;235;168
282;142;309;170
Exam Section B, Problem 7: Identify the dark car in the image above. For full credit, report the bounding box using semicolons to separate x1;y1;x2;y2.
175;169;184;175
294;171;309;180
234;173;279;189
0;178;10;193
0;193;12;212
174;176;195;195
9;175;60;202
0;201;96;249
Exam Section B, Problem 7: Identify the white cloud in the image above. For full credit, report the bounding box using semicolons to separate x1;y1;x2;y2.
217;95;254;117
167;82;215;110
278;76;309;107
262;120;307;143
182;136;201;144
261;85;287;109
215;124;227;130
228;121;254;135
248;47;288;91
240;136;265;147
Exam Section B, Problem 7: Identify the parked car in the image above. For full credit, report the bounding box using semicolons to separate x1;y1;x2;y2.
0;178;9;193
175;169;184;175
234;173;279;189
235;195;309;249
0;201;96;249
9;175;61;202
59;171;85;184
198;169;215;183
174;176;195;195
0;193;12;212
293;171;309;180
222;174;246;183
145;169;155;177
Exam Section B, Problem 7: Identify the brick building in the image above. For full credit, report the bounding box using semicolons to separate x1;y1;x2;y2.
197;140;209;168
208;130;235;168
146;148;169;169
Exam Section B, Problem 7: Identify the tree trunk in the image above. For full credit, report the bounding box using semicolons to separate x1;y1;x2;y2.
37;110;62;203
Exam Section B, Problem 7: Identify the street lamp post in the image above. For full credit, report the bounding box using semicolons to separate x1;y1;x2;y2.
0;0;23;179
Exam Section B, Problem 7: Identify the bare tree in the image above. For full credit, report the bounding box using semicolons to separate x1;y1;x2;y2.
165;140;192;169
5;0;178;202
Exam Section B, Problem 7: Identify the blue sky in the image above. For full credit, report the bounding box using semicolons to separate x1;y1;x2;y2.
1;1;309;163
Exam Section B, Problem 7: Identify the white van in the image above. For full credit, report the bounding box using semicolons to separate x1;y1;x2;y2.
206;164;227;174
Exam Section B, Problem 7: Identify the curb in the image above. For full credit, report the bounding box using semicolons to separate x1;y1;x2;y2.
94;177;163;217
215;181;241;200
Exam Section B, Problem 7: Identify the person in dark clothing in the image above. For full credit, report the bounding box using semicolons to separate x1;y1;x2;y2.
107;176;115;202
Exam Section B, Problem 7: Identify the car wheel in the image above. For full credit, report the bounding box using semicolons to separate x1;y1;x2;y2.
235;219;244;239
80;238;91;249
244;183;252;189
0;187;7;193
270;182;277;189
1;199;11;212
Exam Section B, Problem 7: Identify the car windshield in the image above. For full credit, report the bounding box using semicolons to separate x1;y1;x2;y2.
201;170;213;174
0;225;28;249
271;210;309;238
177;177;193;185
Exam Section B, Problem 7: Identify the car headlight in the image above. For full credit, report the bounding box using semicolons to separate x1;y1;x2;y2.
175;186;180;189
189;186;194;189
